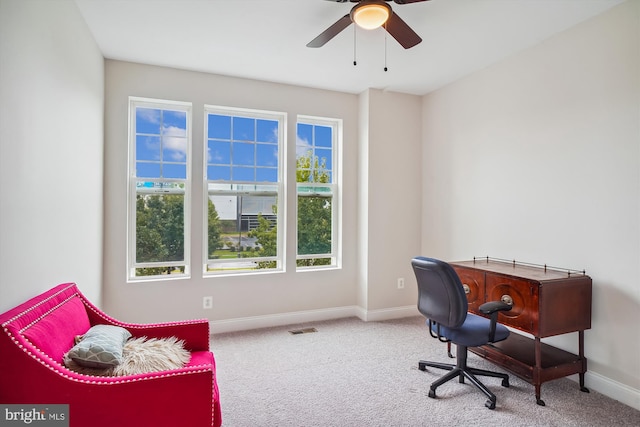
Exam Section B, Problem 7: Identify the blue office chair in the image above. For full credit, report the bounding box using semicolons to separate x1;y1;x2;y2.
412;256;513;409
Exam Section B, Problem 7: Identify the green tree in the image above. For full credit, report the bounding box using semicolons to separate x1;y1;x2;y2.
135;194;185;276
248;150;333;269
296;152;332;267
248;210;278;269
163;195;184;262
208;199;224;257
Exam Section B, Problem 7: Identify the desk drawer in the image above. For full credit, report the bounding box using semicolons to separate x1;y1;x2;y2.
486;274;539;334
453;266;484;313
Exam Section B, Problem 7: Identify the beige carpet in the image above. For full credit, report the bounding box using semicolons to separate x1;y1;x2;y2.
211;316;639;427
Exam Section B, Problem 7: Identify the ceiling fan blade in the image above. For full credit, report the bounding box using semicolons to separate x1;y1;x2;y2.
385;12;422;49
307;14;353;48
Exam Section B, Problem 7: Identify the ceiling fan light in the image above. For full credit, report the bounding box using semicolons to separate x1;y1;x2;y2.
352;3;390;30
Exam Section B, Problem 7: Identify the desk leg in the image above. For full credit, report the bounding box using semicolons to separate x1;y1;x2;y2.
579;330;590;393
534;337;545;406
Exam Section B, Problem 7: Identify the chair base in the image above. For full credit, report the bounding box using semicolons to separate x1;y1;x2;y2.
418;344;509;410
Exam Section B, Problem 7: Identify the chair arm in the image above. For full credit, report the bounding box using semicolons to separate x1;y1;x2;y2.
118;320;211;352
479;301;512;315
479;301;512;342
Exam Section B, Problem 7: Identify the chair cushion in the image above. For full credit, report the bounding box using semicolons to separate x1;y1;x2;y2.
430;313;510;348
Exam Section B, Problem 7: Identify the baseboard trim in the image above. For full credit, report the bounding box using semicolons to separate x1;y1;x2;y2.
209;305;420;334
355;305;420;322
570;371;640;411
209;306;359;334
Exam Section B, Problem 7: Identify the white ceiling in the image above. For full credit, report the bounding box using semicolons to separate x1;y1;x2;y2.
74;0;624;96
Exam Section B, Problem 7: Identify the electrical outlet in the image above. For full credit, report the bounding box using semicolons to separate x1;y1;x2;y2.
397;278;405;289
202;296;213;309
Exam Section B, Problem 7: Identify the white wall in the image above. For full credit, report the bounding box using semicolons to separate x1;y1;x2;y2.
422;0;639;407
104;61;363;327
0;0;104;311
358;89;423;317
103;62;425;330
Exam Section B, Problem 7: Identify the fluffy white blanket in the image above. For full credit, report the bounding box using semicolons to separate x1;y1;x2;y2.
64;336;190;376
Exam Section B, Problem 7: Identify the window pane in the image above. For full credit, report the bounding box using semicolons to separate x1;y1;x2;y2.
233;142;255;166
233;117;255;141
256;168;277;183
136;135;160;161
136;108;161;134
315;125;333;148
208;114;231;139
162;136;187;162
297;123;312;146
257;119;278;143
232;166;254;181
206;194;278;271
208;140;231;165
298;195;332;255
315;148;332;172
208;165;231;181
162;110;187;136
256;144;278;167
136;162;161;178
163;163;187;179
136;193;184;263
136;105;189;180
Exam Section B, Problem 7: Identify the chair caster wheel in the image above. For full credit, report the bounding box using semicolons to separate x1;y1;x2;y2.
502;378;509;387
485;399;496;410
536;398;546;406
428;389;436;399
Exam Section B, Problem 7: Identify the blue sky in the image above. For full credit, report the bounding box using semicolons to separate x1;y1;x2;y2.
135;107;333;183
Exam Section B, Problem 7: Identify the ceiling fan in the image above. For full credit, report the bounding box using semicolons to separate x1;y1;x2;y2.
307;0;431;50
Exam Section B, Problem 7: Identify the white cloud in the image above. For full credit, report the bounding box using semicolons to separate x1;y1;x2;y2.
162;125;187;161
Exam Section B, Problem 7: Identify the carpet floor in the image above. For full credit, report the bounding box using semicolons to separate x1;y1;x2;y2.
211;316;639;427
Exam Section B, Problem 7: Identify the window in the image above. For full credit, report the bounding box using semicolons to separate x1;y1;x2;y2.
128;98;191;280
296;116;341;269
204;106;285;274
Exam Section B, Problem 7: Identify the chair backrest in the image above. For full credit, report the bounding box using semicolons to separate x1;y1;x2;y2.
0;283;91;363
411;257;468;328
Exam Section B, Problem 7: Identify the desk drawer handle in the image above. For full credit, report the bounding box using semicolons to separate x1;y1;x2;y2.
501;294;514;306
462;284;470;295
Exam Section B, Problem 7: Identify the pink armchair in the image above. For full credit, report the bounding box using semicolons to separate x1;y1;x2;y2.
0;283;221;427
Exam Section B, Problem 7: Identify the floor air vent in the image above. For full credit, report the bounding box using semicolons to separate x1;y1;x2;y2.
288;327;317;335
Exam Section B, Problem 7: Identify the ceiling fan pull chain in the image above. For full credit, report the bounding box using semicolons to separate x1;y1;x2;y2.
353;25;357;66
384;23;388;72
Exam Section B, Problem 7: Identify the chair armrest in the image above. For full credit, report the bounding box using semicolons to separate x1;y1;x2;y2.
479;300;512;342
479;301;512;315
120;320;210;352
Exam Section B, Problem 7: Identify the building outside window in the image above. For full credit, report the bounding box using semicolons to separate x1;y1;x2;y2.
128;97;192;280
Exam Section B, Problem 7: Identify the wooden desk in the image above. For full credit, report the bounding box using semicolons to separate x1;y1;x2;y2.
450;258;592;406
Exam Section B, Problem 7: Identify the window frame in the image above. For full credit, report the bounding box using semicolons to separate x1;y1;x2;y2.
127;97;192;282
296;115;342;271
203;105;287;276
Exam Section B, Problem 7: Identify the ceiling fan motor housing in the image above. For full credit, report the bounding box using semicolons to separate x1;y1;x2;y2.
351;1;393;30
